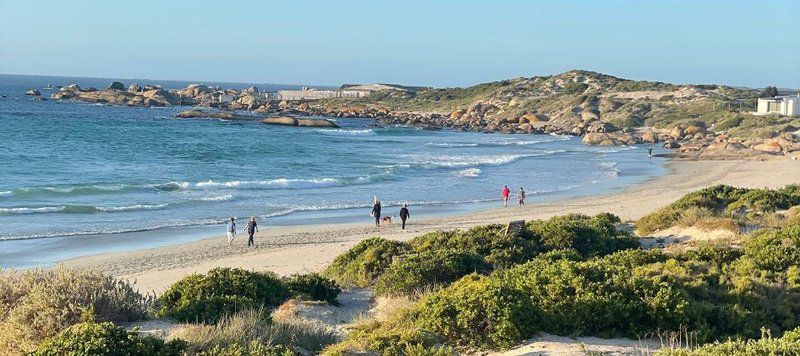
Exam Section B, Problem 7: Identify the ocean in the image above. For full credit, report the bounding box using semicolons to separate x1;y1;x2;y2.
0;74;667;268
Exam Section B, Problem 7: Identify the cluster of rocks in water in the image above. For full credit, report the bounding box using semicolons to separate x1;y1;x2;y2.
37;81;800;160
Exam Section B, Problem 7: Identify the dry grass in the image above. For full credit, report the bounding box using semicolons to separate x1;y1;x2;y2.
169;307;337;354
0;267;152;354
676;207;740;233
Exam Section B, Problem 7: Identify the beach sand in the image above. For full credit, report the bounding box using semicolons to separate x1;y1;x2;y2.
59;159;800;294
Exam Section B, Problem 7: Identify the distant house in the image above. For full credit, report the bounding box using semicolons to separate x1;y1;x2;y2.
756;94;799;116
278;83;429;101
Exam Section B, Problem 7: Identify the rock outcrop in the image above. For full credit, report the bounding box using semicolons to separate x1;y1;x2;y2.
175;110;250;120
260;116;339;128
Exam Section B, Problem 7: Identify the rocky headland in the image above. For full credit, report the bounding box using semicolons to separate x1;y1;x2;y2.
42;70;800;160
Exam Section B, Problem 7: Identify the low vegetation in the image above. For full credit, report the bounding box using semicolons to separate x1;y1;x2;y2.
157;268;291;323
323;237;413;288
5;188;800;355
659;327;800;355
326;218;800;353
636;184;800;235
169;308;335;355
282;273;341;305
32;319;185;356
0;268;153;354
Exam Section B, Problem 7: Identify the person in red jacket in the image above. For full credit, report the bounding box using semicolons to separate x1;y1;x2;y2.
501;185;510;207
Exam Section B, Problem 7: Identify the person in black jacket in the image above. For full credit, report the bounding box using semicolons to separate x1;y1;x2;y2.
371;198;382;226
399;203;410;230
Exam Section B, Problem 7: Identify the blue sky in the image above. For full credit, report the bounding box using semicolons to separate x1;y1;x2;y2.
1;0;798;88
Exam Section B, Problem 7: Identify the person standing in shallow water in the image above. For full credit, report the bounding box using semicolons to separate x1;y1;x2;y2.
501;185;511;207
399;203;410;230
226;217;236;245
648;146;653;158
245;217;258;247
518;187;526;207
371;198;382;226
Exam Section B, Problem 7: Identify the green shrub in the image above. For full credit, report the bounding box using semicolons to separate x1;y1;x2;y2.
0;268;152;354
323;237;413;287
283;273;341;305
743;223;800;272
527;213;638;257
375;249;490;296
409;224;535;269
417;274;536;349
727;188;800;214
32;320;185;356
715;116;743;131
157;268;290;323
563;82;589;94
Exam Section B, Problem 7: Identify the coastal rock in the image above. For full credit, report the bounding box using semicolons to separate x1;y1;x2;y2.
25;89;41;96
670;126;685;140
128;84;141;92
261;116;299;126
698;142;761;160
175;110;249;120
107;81;125;90
297;118;339;128
141;89;181;106
641;131;659;143
684;125;706;136
582;132;637;146
752;141;783;154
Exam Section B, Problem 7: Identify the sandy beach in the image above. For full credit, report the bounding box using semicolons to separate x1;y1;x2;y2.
58;159;800;294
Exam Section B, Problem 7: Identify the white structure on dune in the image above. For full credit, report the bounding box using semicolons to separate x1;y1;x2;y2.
756;94;800;116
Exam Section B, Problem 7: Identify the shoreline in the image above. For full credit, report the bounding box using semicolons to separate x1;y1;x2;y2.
55;159;800;294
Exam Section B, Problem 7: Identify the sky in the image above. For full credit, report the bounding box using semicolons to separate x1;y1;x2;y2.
1;0;798;88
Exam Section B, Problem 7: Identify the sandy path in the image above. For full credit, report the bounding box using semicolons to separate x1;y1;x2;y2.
59;159;800;294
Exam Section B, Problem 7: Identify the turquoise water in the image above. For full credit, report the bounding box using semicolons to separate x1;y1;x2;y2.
0;75;667;267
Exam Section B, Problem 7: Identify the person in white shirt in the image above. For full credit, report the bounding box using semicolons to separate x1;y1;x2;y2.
226;217;236;245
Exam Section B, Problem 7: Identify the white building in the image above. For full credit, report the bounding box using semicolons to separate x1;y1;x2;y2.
756;94;800;116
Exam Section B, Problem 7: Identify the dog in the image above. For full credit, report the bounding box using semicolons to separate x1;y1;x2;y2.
381;216;393;224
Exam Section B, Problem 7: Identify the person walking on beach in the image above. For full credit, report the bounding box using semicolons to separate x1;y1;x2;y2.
518;187;526;207
501;185;511;207
245;217;258;247
399;203;410;230
371;197;382;226
226;217;236;245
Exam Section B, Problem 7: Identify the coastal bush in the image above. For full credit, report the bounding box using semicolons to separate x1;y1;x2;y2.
563;82;589;94
715;116;743;131
0;268;152;354
157;268;290;323
374;249;490;296
32;320;185;356
409;224;535;268
742;222;800;272
526;213;638;257
323;237;412;287
417;254;689;349
171;308;335;355
416;274;537;349
283;273;341;305
634;185;800;235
